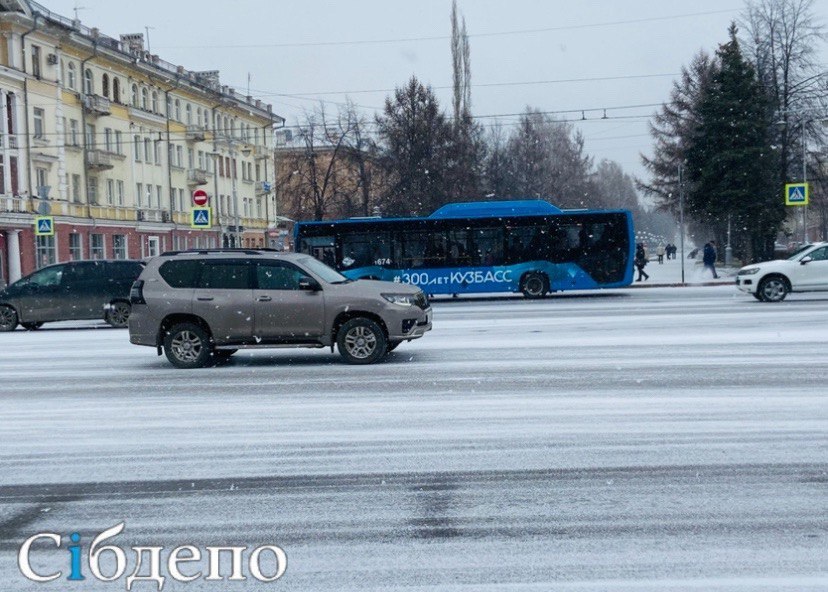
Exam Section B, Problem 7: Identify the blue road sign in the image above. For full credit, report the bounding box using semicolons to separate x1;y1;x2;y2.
35;216;54;236
785;183;809;206
191;207;212;228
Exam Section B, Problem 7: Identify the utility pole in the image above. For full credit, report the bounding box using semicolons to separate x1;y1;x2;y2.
679;163;685;285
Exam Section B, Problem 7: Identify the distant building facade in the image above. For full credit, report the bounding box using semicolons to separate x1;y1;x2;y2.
0;0;283;285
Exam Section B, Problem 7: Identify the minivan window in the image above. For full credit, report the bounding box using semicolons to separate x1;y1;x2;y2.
23;265;64;288
109;261;144;279
159;260;202;288
198;261;252;290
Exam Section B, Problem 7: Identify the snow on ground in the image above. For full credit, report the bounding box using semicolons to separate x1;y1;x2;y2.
0;285;826;590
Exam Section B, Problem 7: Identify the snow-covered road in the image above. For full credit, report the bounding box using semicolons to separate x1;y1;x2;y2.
0;286;826;590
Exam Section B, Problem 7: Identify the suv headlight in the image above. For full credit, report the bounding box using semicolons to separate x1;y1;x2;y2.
382;293;416;306
738;267;761;275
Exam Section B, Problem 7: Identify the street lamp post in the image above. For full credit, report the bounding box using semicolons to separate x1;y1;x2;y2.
678;162;685;285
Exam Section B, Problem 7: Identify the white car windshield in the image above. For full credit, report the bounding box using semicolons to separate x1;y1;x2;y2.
786;244;817;260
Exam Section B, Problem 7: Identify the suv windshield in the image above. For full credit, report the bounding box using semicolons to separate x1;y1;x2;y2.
786;244;816;260
298;255;350;284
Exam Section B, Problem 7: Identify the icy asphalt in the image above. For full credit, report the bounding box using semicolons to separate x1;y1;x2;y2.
0;281;826;591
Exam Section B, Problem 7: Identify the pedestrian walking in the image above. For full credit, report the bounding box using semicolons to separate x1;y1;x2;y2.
656;244;665;264
703;240;719;279
635;243;649;281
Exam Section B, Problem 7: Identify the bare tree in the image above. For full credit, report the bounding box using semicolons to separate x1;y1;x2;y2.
277;104;358;221
741;0;826;185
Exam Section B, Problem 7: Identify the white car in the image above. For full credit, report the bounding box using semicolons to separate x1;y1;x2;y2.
736;242;828;302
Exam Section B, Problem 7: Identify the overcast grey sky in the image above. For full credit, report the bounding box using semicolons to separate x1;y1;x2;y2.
42;0;828;184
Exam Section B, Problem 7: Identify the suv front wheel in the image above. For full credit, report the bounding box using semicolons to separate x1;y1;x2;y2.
337;317;387;364
164;323;213;369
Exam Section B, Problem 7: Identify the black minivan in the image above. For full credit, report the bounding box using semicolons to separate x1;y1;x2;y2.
0;260;144;331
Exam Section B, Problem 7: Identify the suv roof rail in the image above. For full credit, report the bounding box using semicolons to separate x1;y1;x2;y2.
161;248;282;256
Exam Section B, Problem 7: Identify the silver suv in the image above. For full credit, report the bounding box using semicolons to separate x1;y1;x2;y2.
128;250;432;368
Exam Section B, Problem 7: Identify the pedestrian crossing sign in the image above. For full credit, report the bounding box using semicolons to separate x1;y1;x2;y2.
34;216;54;236
785;183;809;206
191;207;212;228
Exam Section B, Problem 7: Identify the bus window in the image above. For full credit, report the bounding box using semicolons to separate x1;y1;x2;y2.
402;230;446;269
470;227;504;266
446;229;471;266
299;235;336;268
341;232;392;268
505;225;545;263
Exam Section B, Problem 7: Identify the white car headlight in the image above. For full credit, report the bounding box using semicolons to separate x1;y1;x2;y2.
738;267;760;275
382;293;415;306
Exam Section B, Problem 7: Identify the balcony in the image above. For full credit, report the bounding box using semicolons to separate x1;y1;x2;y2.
83;94;111;116
185;125;207;142
136;209;165;223
86;149;114;170
255;181;272;195
187;168;209;186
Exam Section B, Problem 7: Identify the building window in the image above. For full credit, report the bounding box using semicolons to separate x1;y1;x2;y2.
67;62;76;89
113;78;120;103
131;84;138;107
196;107;202;127
69;119;79;146
256;197;262;218
87;176;98;205
176;146;183;168
90;234;104;259
36;235;56;268
144;138;152;163
112;235;127;259
35;168;47;195
104;128;112;152
185;103;192;125
133;135;141;162
33;108;44;138
156;185;163;209
85;123;96;148
174;99;181;121
31;45;41;78
166;95;172;117
71;174;81;202
115;130;122;154
83;68;94;95
154;140;161;165
116;180;124;206
141;87;149;110
136;183;143;207
106;179;115;205
187;148;194;170
69;233;83;260
101;73;109;98
146;236;160;258
151;91;158;113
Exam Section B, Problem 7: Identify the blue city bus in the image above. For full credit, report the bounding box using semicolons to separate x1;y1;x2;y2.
294;200;635;298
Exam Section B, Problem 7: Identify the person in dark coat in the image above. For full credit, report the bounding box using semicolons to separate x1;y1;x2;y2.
703;240;719;279
634;243;649;281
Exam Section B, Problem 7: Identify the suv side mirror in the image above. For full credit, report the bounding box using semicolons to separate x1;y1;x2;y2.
800;256;813;265
298;277;321;291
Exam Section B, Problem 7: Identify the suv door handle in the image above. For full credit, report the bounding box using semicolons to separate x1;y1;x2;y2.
197;296;214;301
256;295;272;302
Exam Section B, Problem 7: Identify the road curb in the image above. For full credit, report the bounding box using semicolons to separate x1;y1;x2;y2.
627;281;735;288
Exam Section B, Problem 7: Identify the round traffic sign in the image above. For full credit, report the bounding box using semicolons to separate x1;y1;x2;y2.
192;189;209;207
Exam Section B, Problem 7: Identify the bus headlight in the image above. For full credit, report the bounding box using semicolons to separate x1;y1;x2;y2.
382;293;416;306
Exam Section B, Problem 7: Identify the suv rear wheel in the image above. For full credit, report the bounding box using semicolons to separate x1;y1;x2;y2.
0;305;18;332
164;323;213;369
337;317;387;364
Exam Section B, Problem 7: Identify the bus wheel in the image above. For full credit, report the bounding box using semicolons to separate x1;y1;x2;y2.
521;272;548;299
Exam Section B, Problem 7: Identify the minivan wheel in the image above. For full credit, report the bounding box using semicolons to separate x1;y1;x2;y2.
758;276;788;302
337;318;387;364
164;323;213;369
0;305;18;332
105;301;131;328
521;272;548;299
21;322;44;331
